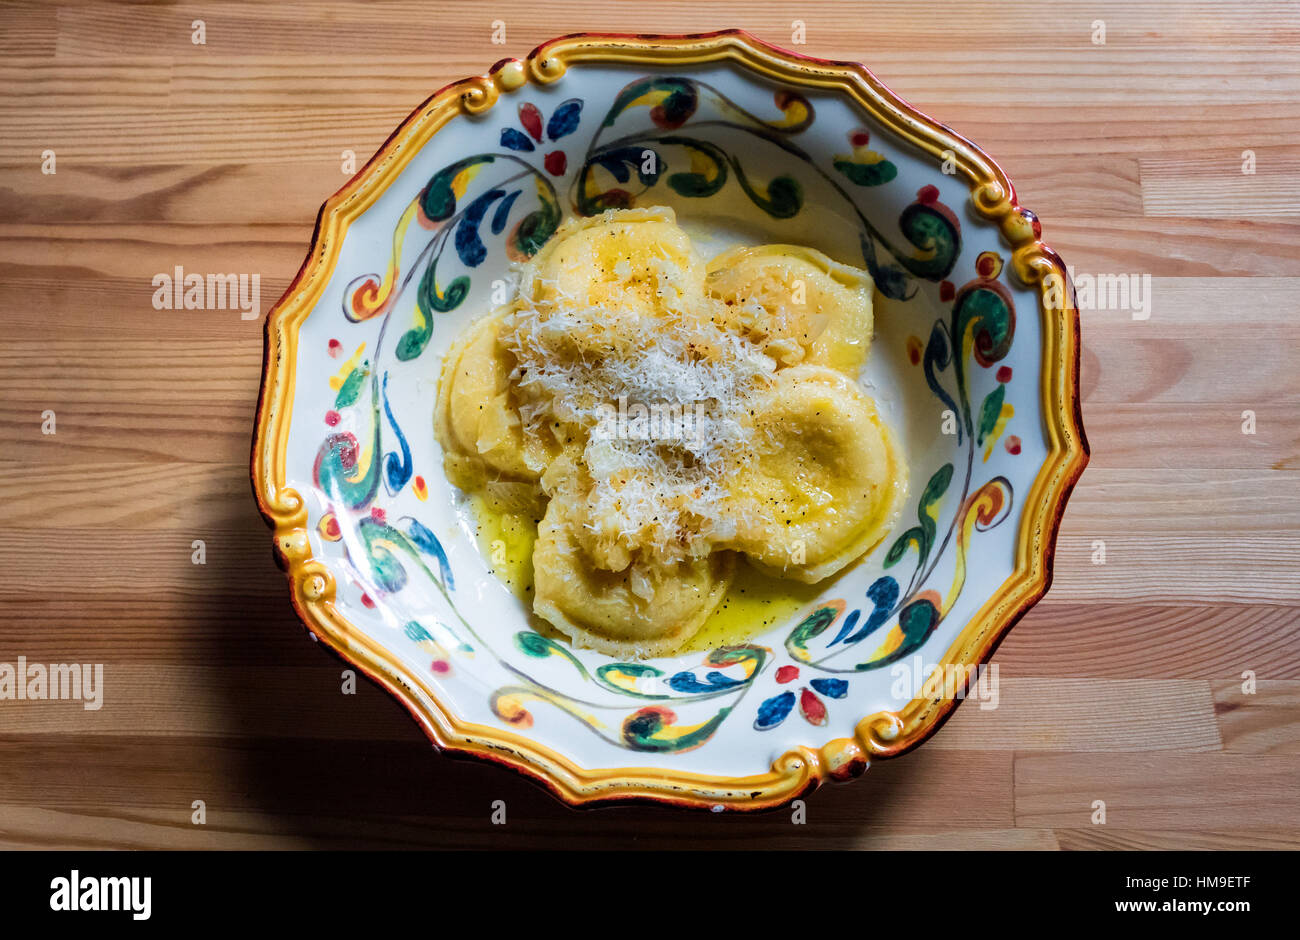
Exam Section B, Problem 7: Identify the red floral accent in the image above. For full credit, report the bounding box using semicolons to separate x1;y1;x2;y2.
799;688;828;725
544;150;567;176
917;184;940;204
327;338;342;357
939;280;955;302
906;335;923;366
996;366;1012;383
849;130;871;147
370;507;386;523
1005;436;1022;455
518;102;543;142
776;665;800;684
324;410;340;426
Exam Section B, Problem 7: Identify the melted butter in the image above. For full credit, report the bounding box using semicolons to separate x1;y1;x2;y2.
464;491;539;600
465;495;828;653
679;557;824;654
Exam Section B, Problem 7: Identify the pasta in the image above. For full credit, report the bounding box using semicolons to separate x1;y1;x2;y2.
533;499;734;658
719;364;904;583
704;244;875;373
435;206;906;657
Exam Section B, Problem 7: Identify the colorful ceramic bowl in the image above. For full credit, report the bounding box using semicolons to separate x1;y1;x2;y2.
252;30;1087;810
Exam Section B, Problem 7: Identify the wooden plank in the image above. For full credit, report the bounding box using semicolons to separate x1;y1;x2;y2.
1054;828;1300;850
931;679;1221;752
0;527;286;600
1015;752;1300;830
1213;679;1300;754
1064;470;1300;535
0;222;308;280
1142;151;1300;219
1048;534;1300;603
0;163;343;225
996;603;1300;681
1080;404;1299;472
0;597;1295;679
0;598;318;667
0;2;57;58
0;462;254;528
0;666;424;741
38;0;1300;56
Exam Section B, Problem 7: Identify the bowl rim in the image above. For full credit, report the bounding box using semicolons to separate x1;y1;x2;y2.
251;28;1089;811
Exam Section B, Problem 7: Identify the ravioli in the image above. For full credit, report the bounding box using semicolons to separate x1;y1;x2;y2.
435;207;906;657
532;499;734;658
518;206;704;326
704;244;874;373
719;365;905;583
433;309;554;489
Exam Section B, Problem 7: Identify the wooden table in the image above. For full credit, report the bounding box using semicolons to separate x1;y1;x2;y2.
1;0;1296;850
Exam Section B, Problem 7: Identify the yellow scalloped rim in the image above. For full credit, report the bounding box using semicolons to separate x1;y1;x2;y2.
251;29;1088;810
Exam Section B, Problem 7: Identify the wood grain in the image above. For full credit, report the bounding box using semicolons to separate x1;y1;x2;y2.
0;0;1297;850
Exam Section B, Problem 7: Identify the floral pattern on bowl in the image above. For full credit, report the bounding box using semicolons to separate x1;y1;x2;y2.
252;30;1088;810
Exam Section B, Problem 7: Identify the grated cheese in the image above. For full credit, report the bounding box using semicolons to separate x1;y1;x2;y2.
497;249;778;569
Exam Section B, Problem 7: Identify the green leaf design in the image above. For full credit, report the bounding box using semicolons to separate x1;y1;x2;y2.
954;286;1015;369
660;136;728;199
333;363;369;409
833;157;898;187
357;517;412;593
395;304;433;362
603;77;697;129
421;155;496;222
403;621;433;643
884;463;953;569
977;383;1006;446
513;631;591;681
407;618;472;656
509;187;561;258
706;645;766;670
854;598;940;671
315;421;381;510
400;259;468;361
515;632;556;657
596;662;664;681
621;705;731;752
594;661;673;699
897;201;960;280
730;158;802;219
786;604;843;660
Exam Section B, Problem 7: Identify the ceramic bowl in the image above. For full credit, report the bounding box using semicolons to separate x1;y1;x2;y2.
252;30;1088;810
